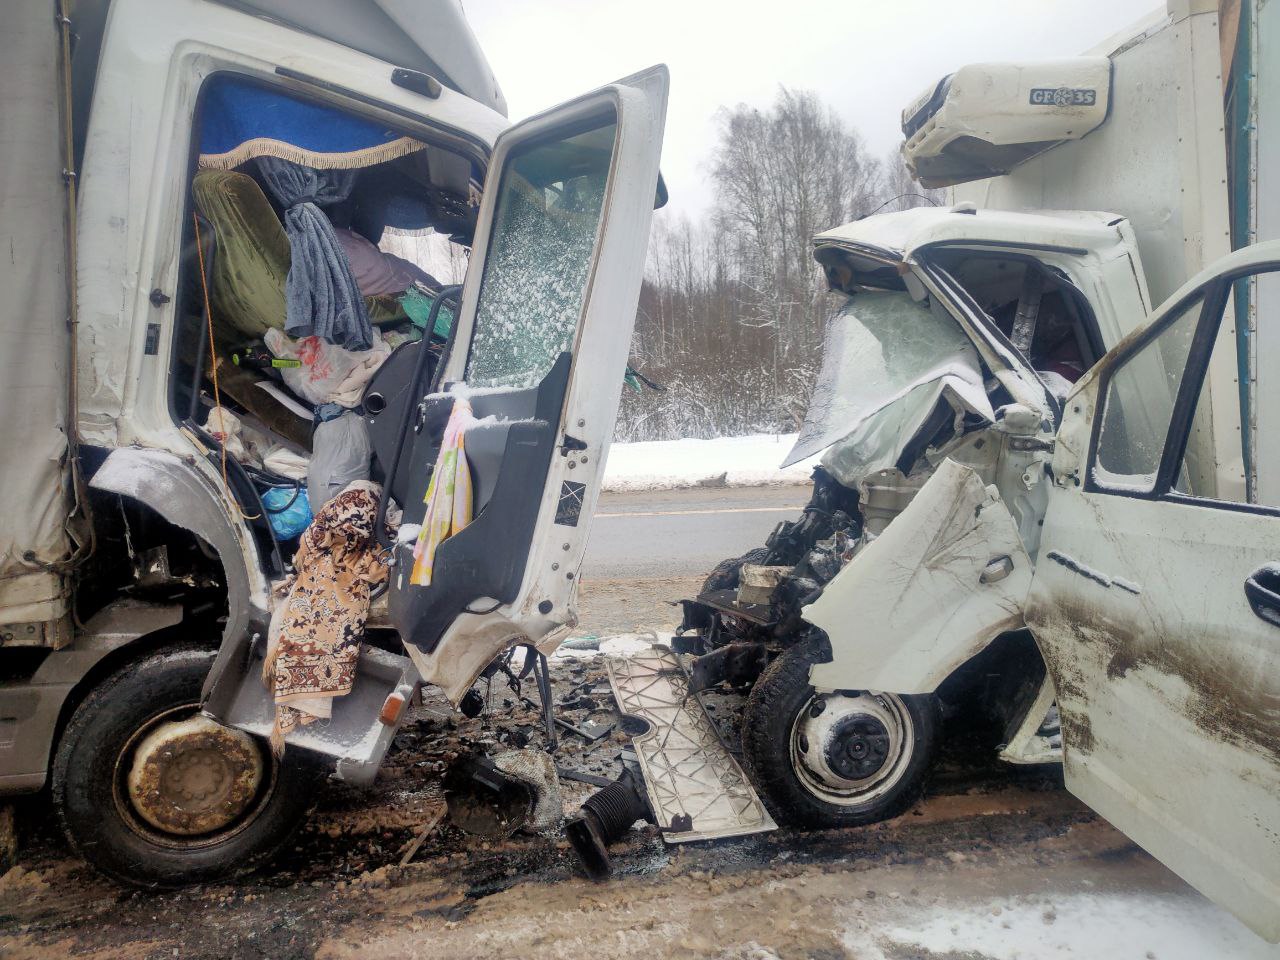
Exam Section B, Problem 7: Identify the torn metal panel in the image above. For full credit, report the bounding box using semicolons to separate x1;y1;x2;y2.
806;458;1033;696
606;645;776;842
998;676;1063;765
783;290;994;480
86;447;271;707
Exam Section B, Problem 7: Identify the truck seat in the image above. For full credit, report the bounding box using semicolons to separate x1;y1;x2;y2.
191;170;406;340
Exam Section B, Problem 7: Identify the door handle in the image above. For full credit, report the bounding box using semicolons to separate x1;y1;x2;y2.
1244;564;1280;628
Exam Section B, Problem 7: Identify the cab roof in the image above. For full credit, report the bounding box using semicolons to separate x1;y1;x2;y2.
813;206;1130;261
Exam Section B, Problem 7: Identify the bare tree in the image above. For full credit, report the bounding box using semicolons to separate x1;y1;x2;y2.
618;89;916;442
872;150;947;214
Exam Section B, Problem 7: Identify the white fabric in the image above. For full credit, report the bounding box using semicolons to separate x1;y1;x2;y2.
0;6;73;623
263;446;310;480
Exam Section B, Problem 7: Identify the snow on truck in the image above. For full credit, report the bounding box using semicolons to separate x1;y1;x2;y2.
677;0;1280;942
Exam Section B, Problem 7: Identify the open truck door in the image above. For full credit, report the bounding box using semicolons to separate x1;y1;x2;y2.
1026;241;1280;942
377;67;669;702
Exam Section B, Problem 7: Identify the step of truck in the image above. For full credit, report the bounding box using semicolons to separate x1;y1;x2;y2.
605;644;777;843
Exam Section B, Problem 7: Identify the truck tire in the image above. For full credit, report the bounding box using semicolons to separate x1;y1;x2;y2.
51;646;317;888
701;547;771;593
741;641;937;829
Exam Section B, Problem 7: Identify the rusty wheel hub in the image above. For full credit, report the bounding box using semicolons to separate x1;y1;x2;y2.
126;715;264;836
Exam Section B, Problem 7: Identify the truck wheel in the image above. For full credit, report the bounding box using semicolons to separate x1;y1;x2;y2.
51;646;317;888
702;547;770;593
742;642;937;829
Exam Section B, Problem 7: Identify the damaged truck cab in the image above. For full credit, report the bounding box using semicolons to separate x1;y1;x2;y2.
1;0;667;887
683;0;1279;942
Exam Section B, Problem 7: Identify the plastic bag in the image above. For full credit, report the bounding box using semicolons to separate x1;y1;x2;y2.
307;412;373;510
204;405;260;467
262;445;309;481
265;327;391;407
261;485;313;540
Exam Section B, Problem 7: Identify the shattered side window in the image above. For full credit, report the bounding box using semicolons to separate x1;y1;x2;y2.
1093;294;1202;492
464;115;618;389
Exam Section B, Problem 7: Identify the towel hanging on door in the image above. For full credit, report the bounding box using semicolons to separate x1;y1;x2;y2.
410;398;475;586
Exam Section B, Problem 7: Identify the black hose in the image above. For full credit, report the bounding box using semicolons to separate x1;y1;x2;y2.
565;768;650;880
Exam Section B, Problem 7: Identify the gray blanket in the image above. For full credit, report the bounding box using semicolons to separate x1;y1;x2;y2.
255;157;373;351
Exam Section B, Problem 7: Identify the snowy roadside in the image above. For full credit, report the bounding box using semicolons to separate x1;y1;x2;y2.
601;433;817;493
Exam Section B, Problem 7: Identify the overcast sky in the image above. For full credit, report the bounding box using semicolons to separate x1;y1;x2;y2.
462;0;1161;219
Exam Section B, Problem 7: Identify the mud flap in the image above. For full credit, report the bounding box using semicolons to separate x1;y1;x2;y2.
606;645;776;842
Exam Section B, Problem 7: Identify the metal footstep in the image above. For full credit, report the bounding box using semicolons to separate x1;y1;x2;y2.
605;645;777;843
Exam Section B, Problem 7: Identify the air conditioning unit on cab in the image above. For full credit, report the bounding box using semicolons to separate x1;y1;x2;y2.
902;58;1112;188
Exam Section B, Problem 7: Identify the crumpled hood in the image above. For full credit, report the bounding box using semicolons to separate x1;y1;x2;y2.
783;290;993;484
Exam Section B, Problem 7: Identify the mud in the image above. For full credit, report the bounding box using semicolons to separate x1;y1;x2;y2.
1;649;1131;960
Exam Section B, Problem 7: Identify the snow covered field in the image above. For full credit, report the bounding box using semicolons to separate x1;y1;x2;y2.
601;433;816;492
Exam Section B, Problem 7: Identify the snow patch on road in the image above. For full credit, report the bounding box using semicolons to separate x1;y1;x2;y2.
842;889;1277;960
552;631;669;659
602;433;816;492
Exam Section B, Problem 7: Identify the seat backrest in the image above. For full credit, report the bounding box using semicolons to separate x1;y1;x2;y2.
193;169;407;341
192;170;291;339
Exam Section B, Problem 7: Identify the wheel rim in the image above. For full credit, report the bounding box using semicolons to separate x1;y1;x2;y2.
113;703;276;849
789;691;914;806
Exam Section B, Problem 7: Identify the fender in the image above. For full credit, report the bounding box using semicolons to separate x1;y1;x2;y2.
805;458;1033;695
88;446;272;702
0;599;182;794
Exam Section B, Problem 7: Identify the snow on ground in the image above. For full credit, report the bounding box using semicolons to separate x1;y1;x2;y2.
602;433;817;492
551;631;667;658
841;888;1280;960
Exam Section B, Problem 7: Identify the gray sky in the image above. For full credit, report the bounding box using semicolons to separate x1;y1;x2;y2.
462;0;1161;219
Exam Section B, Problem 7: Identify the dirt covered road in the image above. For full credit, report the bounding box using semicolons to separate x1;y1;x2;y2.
2;641;1272;960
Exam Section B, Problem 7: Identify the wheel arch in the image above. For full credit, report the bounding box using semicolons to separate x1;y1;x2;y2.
88;447;272;704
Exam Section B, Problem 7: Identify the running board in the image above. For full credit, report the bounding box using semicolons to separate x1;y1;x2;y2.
606;645;777;843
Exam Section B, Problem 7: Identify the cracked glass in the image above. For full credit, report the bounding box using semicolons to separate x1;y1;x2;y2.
465;115;618;390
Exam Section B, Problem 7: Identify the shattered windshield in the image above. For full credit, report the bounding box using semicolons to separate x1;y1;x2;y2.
464;116;617;389
783;290;991;475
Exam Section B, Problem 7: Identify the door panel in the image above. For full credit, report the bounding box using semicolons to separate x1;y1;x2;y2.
385;67;669;701
1027;244;1280;942
1028;487;1280;941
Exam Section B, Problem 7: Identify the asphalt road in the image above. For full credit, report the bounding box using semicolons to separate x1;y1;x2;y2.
581;485;809;581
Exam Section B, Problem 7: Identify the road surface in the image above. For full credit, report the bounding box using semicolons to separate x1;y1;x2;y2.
3;484;1275;960
3;650;1273;960
574;486;808;637
582;486;808;580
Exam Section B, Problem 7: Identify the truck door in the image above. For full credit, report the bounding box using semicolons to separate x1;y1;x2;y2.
382;67;668;702
1026;242;1280;942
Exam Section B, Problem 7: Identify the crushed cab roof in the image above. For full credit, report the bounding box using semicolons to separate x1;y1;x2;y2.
813;206;1130;261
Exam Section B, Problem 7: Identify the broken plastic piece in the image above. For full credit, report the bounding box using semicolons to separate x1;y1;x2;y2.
378;690;407;726
606;645;776;843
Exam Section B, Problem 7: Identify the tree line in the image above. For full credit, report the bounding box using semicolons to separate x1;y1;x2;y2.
615;87;941;442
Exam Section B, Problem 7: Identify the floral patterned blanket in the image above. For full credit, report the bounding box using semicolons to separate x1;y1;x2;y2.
263;480;388;755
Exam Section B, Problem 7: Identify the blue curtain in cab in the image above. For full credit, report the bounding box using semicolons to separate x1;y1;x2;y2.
197;77;426;350
198;75;422;172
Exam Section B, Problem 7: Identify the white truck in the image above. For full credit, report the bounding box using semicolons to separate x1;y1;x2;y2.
1;0;667;886
678;0;1279;941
